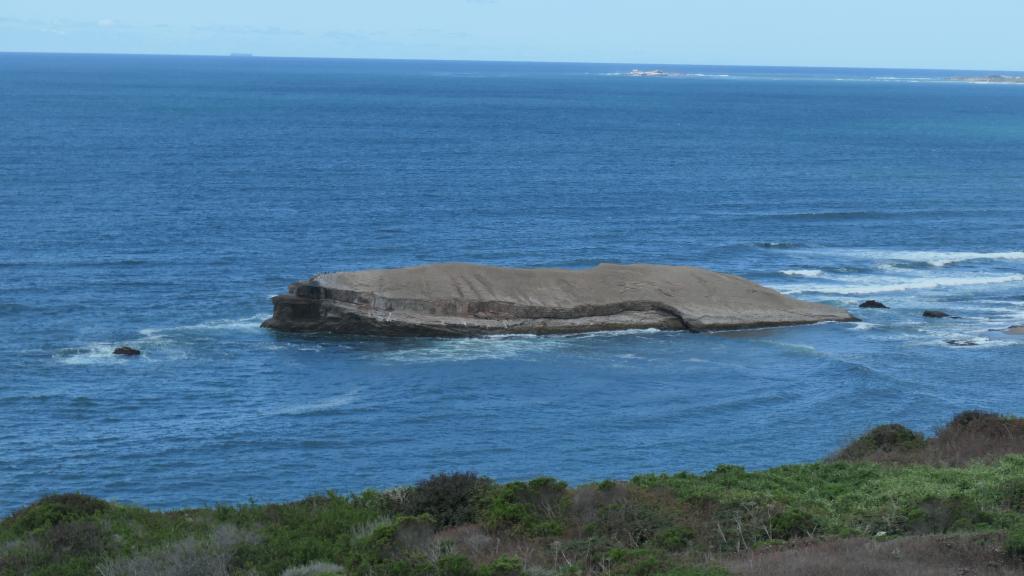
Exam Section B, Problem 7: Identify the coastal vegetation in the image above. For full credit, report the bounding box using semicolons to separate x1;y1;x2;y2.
3;412;1024;575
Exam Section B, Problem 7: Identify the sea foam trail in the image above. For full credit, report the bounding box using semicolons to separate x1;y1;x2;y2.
784;274;1024;296
271;392;360;417
823;249;1024;267
138;315;264;338
780;269;826;278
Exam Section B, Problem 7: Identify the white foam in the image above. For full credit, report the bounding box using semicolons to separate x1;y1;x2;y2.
568;327;663;339
55;344;121;365
379;335;565;363
272;392;359;416
785;273;1024;296
54;343;170;365
780;269;825;278
139;315;264;338
931;336;1017;349
825;249;1024;268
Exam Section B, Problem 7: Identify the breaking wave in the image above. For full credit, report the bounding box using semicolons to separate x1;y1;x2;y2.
823;249;1024;268
784;274;1024;296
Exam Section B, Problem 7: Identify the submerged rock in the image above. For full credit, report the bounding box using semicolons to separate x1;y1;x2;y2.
262;263;856;337
113;346;141;356
923;310;951;318
945;339;979;347
859;300;888;309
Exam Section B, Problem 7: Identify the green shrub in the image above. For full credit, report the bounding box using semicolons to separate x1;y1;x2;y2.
1000;477;1024;512
770;509;818;539
484;478;567;537
3;493;110;534
400;472;494;528
437;554;480;576
605;547;668;576
480;555;525;576
351;515;435;567
97;524;259;576
832;424;926;461
907;496;993;535
653;526;694;551
706;465;746;487
1007;526;1024;559
281;561;346;575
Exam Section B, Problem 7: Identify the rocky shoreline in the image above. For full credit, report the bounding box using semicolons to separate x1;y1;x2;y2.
262;263;856;337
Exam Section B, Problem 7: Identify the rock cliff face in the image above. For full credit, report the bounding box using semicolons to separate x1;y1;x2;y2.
262;263;856;337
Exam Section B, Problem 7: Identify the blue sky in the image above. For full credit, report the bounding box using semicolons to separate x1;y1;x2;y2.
1;1;1021;70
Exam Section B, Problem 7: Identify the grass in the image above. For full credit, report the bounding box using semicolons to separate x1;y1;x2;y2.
3;411;1024;575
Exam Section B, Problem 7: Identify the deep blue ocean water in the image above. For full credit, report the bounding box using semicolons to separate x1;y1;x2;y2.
2;54;1024;514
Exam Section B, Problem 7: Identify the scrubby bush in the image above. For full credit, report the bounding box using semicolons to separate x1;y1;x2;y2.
350;514;436;569
652;526;695;551
97;524;258;576
281;561;346;575
1006;526;1024;559
480;555;525;576
484;478;568;537
932;411;1024;466
1001;477;1024;512
436;554;480;576
3;493;110;534
768;509;818;540
831;424;925;462
604;547;670;576
581;486;685;549
906;496;993;535
399;472;494;528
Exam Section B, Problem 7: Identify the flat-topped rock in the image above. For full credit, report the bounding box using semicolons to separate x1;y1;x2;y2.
262;263;856;337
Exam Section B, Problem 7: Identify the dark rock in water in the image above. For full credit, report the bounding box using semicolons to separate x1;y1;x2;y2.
945;339;978;347
113;346;141;356
859;300;888;309
1007;325;1024;335
262;263;857;337
923;310;953;319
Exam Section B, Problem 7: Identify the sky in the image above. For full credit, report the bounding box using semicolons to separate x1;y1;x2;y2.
1;0;1022;71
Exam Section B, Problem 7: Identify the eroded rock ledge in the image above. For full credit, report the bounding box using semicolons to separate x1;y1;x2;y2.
261;263;855;337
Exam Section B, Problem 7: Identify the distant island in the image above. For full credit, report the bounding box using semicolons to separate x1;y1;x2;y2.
947;74;1024;84
624;68;685;78
261;263;855;336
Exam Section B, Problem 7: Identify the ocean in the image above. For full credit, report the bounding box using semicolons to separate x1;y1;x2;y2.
1;53;1023;513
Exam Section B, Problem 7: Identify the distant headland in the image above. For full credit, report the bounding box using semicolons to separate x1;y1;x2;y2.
947;74;1024;84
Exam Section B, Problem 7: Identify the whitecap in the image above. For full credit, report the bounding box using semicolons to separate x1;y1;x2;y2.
934;337;1016;349
54;344;156;366
272;391;359;416
826;249;1024;268
139;315;264;338
784;273;1024;296
378;335;566;363
780;269;825;278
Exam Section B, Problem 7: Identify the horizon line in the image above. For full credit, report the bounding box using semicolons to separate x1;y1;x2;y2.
1;49;1021;75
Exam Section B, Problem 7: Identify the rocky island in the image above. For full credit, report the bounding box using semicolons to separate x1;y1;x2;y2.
262;263;855;336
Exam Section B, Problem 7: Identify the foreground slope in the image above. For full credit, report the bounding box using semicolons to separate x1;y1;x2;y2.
4;412;1024;576
262;263;854;336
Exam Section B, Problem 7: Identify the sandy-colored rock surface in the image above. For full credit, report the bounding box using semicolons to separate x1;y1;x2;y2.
262;263;856;336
